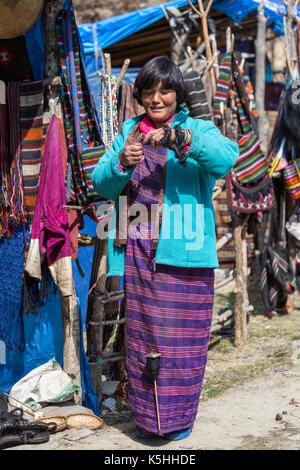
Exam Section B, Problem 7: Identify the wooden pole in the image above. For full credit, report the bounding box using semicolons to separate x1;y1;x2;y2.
104;53;112;75
88;239;109;403
255;1;268;155
241;223;249;340
187;46;196;71
233;216;249;347
44;0;82;404
226;27;232;52
154;381;161;432
286;0;297;64
211;35;219;80
233;220;244;347
187;0;216;96
116;58;130;89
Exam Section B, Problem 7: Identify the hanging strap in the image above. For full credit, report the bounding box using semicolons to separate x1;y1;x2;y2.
61;9;83;154
60;7;102;155
277;181;287;246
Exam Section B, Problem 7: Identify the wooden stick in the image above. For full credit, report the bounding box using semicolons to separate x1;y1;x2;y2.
43;76;62;88
293;0;299;15
226;27;232;52
201;51;218;78
154;380;160;432
215;271;235;290
211;35;219;80
255;1;268;154
212;186;223;200
62;205;85;212
284;45;294;77
4;392;37;412
187;46;196;71
104;53;112;75
187;0;202;16
8;402;35;417
117;58;130;89
204;0;214;15
187;0;216;95
216;231;233;251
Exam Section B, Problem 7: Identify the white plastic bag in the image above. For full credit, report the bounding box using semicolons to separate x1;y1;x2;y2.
9;358;79;410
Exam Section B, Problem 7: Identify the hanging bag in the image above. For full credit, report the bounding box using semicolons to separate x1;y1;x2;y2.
282;144;300;200
57;8;106;207
214;52;269;184
213;52;275;213
232;56;269;184
259;186;296;314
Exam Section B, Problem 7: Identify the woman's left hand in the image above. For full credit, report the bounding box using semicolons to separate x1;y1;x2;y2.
144;127;176;149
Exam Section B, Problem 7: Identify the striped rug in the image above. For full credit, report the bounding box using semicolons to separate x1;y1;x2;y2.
19;80;44;221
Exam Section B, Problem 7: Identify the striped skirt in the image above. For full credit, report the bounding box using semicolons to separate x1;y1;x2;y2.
124;222;214;435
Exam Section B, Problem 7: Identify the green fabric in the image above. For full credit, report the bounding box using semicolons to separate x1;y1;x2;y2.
92;107;239;276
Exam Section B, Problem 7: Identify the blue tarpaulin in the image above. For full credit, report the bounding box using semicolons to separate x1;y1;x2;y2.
78;0;300;74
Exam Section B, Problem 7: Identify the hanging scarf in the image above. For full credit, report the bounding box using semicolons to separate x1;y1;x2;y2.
19;80;44;222
117;81;145;133
0;81;25;239
99;73;119;149
56;7;103;205
24;114;73;298
0;224;27;352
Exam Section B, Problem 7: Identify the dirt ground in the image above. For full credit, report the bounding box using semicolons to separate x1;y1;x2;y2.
10;274;300;451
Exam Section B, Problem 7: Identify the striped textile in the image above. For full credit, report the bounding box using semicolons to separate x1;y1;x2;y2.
19;80;44;221
213;52;232;124
118;82;145;133
56;8;102;205
214;183;255;269
0;82;25;238
183;71;211;121
99;73;119;149
124;140;214;435
0;224;27;352
283;162;300;199
0;80;9;235
213;52;269;184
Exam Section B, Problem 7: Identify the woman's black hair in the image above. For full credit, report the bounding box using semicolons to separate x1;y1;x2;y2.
133;56;187;106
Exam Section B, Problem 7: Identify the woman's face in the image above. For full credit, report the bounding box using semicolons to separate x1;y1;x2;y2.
141;81;177;127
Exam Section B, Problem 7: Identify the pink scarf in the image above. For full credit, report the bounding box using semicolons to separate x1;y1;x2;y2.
25;114;73;297
119;114;189;172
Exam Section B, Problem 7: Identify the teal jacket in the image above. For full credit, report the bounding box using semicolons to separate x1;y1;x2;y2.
91;107;239;277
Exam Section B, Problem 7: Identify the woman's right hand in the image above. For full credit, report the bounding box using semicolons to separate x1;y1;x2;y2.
119;143;144;168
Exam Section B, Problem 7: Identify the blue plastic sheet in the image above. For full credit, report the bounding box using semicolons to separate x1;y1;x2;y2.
79;0;300;74
0;290;63;394
25;11;45;80
77;297;101;416
79;0;198;73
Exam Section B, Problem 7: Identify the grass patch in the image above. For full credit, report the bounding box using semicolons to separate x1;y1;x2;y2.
202;355;293;401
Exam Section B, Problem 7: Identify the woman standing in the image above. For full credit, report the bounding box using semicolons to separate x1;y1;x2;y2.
92;56;238;440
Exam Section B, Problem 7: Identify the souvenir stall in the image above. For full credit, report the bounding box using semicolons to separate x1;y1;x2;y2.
0;0;103;420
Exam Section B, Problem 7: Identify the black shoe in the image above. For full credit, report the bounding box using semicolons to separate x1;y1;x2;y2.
0;429;50;449
0;408;56;436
